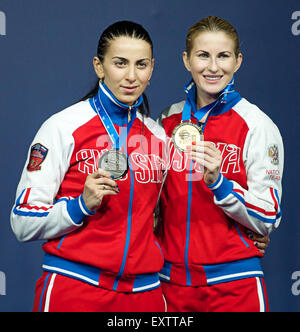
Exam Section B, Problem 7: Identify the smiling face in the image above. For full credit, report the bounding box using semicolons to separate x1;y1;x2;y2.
93;36;154;106
183;31;242;108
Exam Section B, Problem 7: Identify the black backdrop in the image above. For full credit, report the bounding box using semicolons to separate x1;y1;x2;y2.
0;0;299;312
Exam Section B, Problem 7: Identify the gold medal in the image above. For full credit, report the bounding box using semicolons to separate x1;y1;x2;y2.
172;122;203;152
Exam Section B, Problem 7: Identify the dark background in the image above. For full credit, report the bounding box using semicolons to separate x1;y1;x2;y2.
0;0;299;312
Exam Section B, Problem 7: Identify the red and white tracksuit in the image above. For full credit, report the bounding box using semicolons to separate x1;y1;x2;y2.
11;84;167;312
156;81;283;312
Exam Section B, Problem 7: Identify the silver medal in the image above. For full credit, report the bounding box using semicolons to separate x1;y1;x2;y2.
98;149;129;180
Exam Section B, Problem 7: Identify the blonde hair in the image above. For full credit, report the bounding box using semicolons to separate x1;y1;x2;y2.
186;16;241;57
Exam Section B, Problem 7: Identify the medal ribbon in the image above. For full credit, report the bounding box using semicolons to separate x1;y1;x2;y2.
93;82;143;150
181;78;236;130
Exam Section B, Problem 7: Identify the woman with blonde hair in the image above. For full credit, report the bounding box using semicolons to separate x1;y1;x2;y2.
156;16;283;312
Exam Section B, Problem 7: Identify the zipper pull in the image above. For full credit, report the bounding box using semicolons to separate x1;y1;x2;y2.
128;107;132;123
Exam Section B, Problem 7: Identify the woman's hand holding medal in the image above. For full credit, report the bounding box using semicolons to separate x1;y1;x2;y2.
82;169;120;212
187;141;222;186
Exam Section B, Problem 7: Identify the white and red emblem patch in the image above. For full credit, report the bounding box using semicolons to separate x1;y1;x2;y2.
27;143;48;172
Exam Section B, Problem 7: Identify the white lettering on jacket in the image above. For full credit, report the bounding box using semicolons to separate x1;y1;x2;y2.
168;142;241;174
76;141;240;183
76;149;164;184
217;143;241;174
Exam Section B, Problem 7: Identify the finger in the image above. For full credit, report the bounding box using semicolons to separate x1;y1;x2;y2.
99;183;119;193
191;143;221;159
254;235;269;244
191;141;216;149
247;231;270;245
190;153;221;171
101;189;119;197
254;241;267;250
193;148;220;160
191;141;205;151
246;232;269;255
255;242;266;255
92;168;115;179
94;177;118;189
261;235;270;245
191;159;218;174
190;151;217;163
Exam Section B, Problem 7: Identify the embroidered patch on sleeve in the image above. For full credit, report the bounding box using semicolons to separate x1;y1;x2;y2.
27;143;49;172
268;144;279;166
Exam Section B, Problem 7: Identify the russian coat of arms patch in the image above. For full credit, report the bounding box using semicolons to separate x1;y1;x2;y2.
268;144;279;166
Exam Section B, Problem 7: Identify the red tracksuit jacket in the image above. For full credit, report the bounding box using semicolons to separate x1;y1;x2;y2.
156;82;283;287
11;86;167;293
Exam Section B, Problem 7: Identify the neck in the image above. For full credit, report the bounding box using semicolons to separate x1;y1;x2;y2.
196;91;219;110
95;82;141;126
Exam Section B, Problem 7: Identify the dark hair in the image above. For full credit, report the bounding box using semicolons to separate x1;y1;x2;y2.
81;21;153;116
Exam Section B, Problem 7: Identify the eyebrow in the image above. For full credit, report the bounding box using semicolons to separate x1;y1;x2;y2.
196;50;233;54
112;56;151;62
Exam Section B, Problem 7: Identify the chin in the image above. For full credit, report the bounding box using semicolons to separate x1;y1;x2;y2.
121;96;137;106
203;88;222;98
206;84;227;96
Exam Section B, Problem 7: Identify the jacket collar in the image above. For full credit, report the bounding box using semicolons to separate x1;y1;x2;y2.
184;78;241;117
90;81;143;126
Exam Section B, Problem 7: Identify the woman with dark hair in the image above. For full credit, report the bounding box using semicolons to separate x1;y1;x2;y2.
11;21;167;312
156;16;283;312
81;21;152;116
